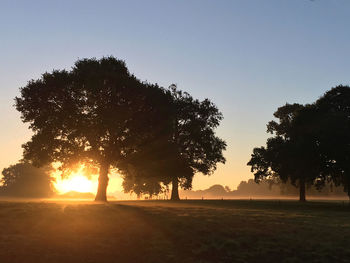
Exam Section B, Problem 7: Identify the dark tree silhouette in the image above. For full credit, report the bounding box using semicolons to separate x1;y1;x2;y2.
248;103;323;201
167;85;226;200
120;138;192;199
0;162;54;198
315;85;350;198
120;139;174;198
121;85;226;200
15;57;172;201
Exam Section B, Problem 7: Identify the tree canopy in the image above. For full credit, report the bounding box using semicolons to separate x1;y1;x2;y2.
167;85;226;200
120;85;226;200
315;85;350;196
15;57;173;201
248;85;350;201
248;103;322;201
15;57;226;201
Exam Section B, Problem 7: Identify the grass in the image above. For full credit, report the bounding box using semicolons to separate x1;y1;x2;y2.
0;199;349;263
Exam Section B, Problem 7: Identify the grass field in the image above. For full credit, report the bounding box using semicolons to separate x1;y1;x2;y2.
0;200;349;263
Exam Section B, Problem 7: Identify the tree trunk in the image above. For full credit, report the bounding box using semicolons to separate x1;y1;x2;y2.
299;178;306;202
171;177;180;201
95;162;110;202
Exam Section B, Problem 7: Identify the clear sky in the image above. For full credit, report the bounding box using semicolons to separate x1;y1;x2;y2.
1;0;350;190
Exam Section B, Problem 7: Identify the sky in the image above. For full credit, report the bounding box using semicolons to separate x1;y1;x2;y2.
1;0;350;191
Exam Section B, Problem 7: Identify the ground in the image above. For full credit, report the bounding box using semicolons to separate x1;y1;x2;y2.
0;200;349;263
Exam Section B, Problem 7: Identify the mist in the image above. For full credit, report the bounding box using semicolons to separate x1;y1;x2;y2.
179;179;348;200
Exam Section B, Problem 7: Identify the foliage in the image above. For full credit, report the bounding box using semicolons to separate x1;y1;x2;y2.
248;103;323;201
248;85;350;200
121;85;226;199
120;138;191;197
15;57;173;201
315;85;350;195
169;85;226;180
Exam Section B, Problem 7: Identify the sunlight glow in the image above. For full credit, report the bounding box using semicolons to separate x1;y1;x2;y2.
54;173;98;194
52;164;124;195
52;164;99;194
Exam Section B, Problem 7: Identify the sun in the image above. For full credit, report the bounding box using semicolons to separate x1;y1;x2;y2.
52;164;124;195
54;173;98;194
53;165;99;194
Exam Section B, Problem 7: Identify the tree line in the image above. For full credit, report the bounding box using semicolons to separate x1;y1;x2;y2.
248;85;350;201
13;57;226;201
4;56;350;202
1;164;346;199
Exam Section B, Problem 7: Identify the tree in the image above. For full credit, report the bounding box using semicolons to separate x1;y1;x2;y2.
166;85;227;200
0;162;54;198
315;85;350;198
120;85;226;200
15;57;173;201
248;103;323;201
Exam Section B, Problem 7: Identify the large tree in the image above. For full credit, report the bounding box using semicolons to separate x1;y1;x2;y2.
15;57;173;201
168;85;226;200
315;85;350;198
248;104;323;201
121;85;226;200
248;86;350;201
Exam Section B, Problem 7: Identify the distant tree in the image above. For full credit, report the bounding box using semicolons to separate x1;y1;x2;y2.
234;179;281;196
248;103;323;201
15;57;173;201
0;162;54;197
180;184;230;199
315;85;350;198
205;184;228;196
180;179;347;199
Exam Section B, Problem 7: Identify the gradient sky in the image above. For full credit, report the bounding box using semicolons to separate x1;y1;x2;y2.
1;0;350;190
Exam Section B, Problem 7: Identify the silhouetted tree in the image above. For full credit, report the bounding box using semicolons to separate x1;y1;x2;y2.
120;137;192;198
122;85;226;200
120;138;172;198
315;85;350;198
0;162;54;197
248;104;323;201
166;85;226;200
15;57;173;201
